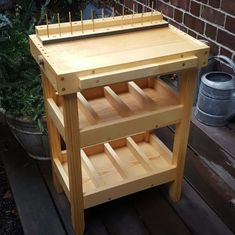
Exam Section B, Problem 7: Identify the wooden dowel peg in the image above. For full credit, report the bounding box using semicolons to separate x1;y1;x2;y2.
122;5;124;27
57;13;61;36
151;1;154;23
132;3;135;26
45;14;49;38
80;10;84;34
112;7;114;19
69;11;72;35
91;9;95;32
102;8;104;20
142;5;144;25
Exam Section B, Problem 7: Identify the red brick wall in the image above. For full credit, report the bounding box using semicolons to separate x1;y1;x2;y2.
153;0;235;61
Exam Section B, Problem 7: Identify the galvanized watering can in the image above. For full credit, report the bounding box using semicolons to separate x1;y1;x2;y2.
195;55;235;126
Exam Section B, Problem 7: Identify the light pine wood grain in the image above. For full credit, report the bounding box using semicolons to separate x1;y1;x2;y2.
62;94;84;235
41;71;63;193
169;69;197;201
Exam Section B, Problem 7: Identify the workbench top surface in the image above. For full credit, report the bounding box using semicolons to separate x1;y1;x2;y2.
30;26;208;75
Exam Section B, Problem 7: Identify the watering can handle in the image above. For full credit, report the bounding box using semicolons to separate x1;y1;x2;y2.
209;55;235;75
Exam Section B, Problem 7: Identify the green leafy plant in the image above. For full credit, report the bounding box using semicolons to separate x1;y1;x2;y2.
0;0;89;131
0;1;46;130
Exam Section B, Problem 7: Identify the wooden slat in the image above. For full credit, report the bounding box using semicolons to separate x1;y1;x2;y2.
81;150;104;188
77;92;99;124
104;143;127;179
126;137;154;172
77;56;199;91
80;105;183;147
47;98;65;140
53;158;70;200
150;134;173;165
154;79;179;100
128;81;156;110
41;72;63;193
104;86;131;117
84;168;176;209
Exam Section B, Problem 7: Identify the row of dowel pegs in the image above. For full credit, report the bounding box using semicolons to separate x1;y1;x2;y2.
43;2;159;37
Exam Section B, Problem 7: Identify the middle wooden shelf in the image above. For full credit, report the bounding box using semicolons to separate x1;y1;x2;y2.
47;77;182;147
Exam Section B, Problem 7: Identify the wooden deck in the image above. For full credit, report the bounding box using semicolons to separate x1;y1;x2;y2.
0;114;234;235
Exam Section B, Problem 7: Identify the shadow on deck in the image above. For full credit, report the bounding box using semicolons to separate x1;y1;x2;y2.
0;113;234;235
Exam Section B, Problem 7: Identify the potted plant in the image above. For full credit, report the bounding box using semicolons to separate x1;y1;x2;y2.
0;0;89;159
0;2;50;159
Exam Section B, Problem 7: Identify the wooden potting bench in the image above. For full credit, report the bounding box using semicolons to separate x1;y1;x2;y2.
29;11;209;235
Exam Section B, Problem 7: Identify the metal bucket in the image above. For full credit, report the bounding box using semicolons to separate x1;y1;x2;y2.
195;55;235;126
6;115;50;160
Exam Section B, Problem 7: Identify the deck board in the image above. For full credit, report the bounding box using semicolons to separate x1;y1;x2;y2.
99;200;150;235
132;188;192;235
155;122;235;234
0;139;67;235
0;123;234;235
161;181;234;235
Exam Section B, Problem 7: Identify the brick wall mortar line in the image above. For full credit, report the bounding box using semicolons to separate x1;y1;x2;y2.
157;0;235;37
166;16;234;56
156;0;235;18
190;0;235;18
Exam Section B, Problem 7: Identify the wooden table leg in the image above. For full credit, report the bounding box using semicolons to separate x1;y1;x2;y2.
169;68;197;202
63;94;85;235
41;71;63;193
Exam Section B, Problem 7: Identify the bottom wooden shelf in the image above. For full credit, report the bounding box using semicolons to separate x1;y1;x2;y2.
53;132;177;208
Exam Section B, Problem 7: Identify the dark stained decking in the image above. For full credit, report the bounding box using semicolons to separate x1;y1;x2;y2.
0;115;234;235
